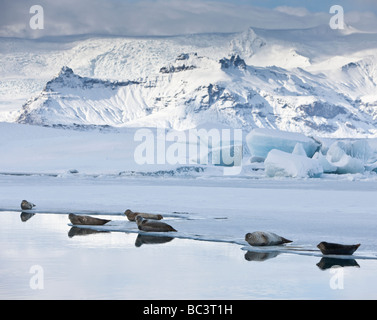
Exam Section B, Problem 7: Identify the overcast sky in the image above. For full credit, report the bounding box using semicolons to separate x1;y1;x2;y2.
0;0;376;38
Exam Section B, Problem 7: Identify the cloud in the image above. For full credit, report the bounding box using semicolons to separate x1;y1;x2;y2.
275;6;310;17
0;0;376;38
345;10;377;32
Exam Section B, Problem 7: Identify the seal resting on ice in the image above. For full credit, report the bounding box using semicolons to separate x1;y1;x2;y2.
124;209;163;222
317;242;360;255
136;216;177;232
21;200;36;210
245;231;292;246
68;213;111;226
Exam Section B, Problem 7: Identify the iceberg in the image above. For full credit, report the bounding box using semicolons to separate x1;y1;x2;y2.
246;128;320;160
329;154;365;174
292;143;307;156
312;151;337;173
264;149;323;178
365;160;377;173
326;140;372;162
326;141;366;174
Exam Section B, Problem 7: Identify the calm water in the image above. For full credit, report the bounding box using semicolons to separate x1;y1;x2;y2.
1;211;376;300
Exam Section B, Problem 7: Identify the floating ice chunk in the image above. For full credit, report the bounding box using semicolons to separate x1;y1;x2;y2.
350;140;372;161
326;142;345;163
250;156;265;163
327;140;372;162
331;154;365;174
204;144;243;167
326;141;366;174
246;128;320;160
265;149;323;178
313;152;337;173
365;160;377;173
292;143;307;156
192;128;243;167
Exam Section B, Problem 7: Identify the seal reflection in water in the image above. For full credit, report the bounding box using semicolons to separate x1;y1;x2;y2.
20;212;35;222
135;234;174;247
244;251;281;262
136;216;177;232
68;227;110;238
124;209;163;222
245;231;292;246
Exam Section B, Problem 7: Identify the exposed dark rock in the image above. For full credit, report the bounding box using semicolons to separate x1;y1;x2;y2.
176;53;190;61
298;102;347;119
44;66;139;91
159;64;196;74
342;62;359;72
219;55;246;70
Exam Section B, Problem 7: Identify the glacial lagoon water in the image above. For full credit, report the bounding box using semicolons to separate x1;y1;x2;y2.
1;210;377;300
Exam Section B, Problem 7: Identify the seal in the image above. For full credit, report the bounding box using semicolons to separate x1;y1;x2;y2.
317;242;360;255
136;216;177;232
124;209;163;222
21;200;36;210
68;213;111;226
245;231;292;246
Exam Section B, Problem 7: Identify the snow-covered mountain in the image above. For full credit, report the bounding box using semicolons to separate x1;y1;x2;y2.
2;26;377;137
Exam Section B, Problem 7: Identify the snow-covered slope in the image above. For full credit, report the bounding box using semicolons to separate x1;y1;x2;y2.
2;26;377;137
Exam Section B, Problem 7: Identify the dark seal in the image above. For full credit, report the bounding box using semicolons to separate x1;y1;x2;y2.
317;242;360;255
21;200;35;210
136;216;177;232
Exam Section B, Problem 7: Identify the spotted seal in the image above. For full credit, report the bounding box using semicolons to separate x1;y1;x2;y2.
245;231;292;246
124;209;163;222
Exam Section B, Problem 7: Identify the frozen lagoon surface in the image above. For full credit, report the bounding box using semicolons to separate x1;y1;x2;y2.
1;122;377;299
1;174;377;300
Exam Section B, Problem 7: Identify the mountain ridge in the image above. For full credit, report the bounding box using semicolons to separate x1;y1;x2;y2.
1;26;377;137
17;56;377;137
